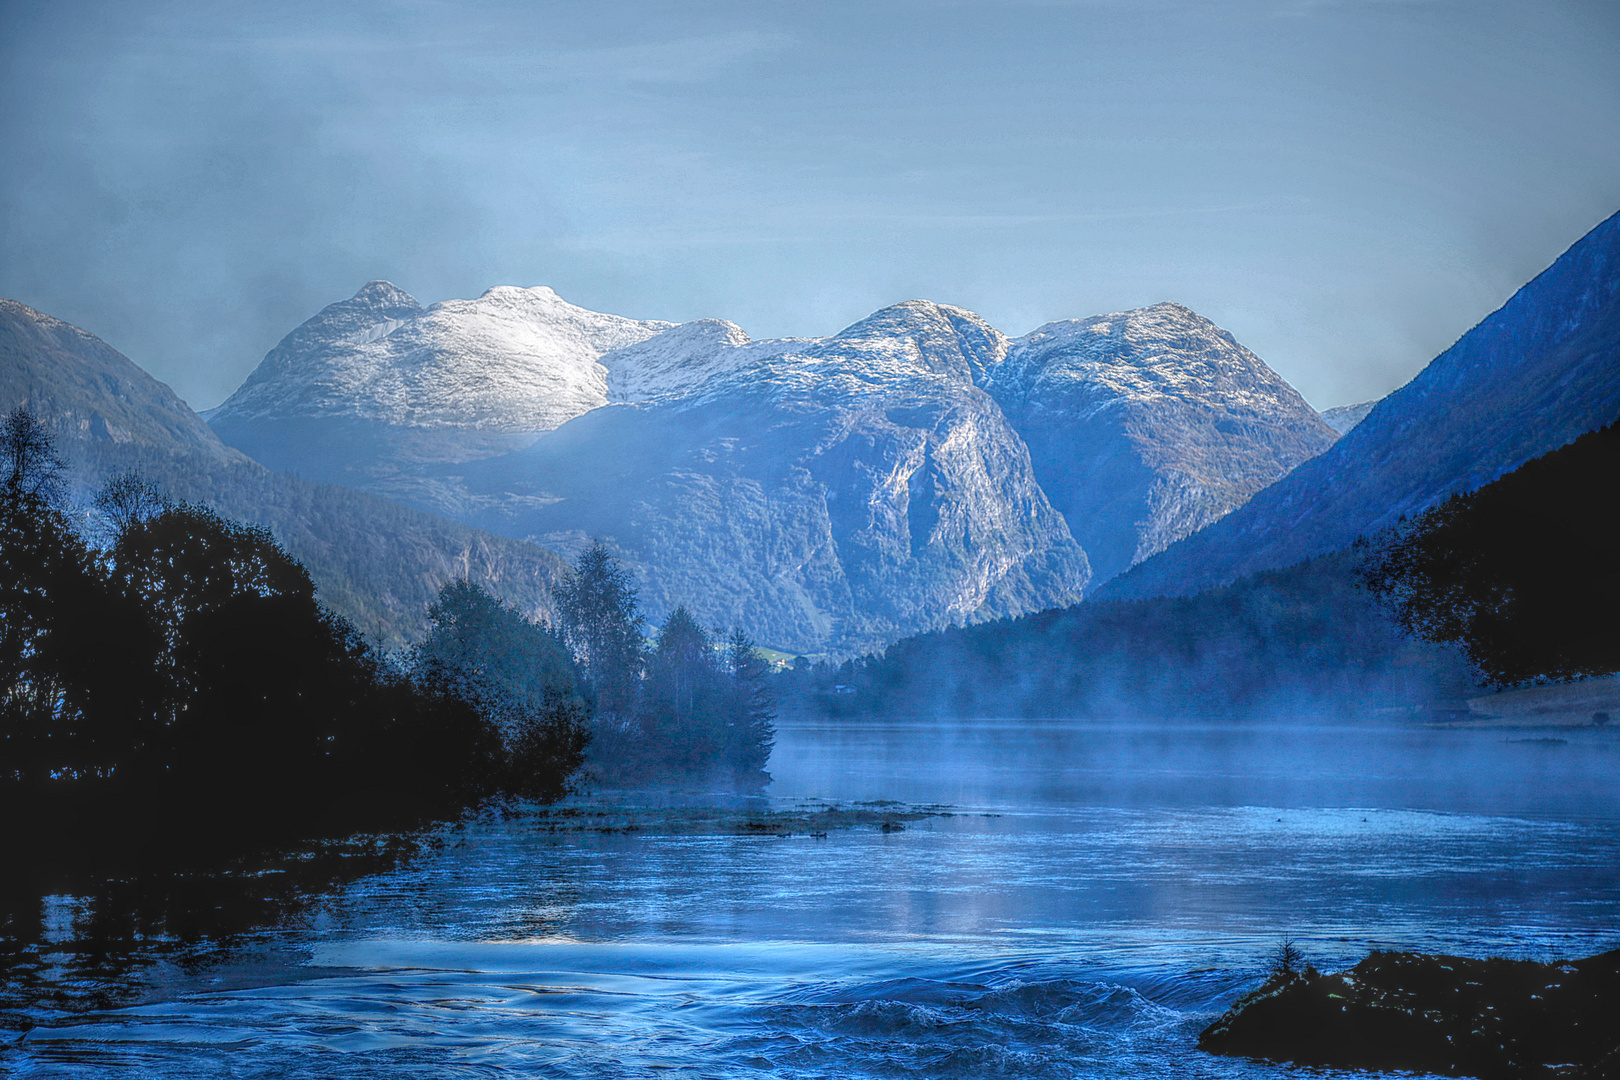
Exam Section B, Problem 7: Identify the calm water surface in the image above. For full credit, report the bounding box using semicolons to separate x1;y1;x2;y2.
6;718;1620;1078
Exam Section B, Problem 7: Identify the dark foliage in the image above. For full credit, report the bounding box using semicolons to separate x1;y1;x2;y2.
1358;418;1620;687
1200;948;1620;1078
553;545;775;785
0;414;584;868
554;542;645;724
1269;938;1304;979
724;627;777;776
414;579;591;804
1;407;66;504
787;550;1473;720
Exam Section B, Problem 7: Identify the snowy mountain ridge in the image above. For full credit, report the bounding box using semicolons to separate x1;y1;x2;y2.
992;302;1312;418
207;282;675;433
205;281;1336;653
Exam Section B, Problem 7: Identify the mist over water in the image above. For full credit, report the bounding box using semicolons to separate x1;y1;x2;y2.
7;717;1620;1078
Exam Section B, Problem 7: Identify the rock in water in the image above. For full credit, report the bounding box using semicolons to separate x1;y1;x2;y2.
1198;948;1620;1078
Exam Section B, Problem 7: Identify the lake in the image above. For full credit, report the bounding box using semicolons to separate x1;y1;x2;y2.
6;717;1619;1078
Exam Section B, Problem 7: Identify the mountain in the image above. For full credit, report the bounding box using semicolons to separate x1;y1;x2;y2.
208;286;1333;654
0;298;570;645
983;303;1338;583
1105;209;1620;600
460;300;1089;656
1320;399;1379;435
204;282;674;503
0;299;226;453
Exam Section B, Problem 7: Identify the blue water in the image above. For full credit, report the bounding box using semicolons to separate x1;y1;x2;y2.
6;718;1620;1077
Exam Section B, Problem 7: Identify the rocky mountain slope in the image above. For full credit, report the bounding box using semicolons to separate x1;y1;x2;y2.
207;285;1334;653
0;298;570;645
1106;208;1620;600
462;301;1090;656
984;303;1337;583
1320;399;1378;435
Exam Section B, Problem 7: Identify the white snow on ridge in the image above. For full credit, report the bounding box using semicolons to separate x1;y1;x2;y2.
602;319;759;402
1320;398;1378;435
997;302;1321;422
212;282;675;433
602;299;1010;411
214;286;1316;444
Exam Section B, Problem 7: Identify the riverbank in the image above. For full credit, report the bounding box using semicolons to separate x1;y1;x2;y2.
1199;947;1620;1078
1452;673;1620;729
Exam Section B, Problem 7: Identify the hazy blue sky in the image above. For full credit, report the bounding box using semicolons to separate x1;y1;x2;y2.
2;0;1617;411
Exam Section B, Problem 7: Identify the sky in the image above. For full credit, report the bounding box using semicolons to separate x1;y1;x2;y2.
1;0;1617;413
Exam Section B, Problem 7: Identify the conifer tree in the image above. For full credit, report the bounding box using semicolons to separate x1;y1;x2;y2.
555;543;644;723
724;627;776;775
642;606;719;772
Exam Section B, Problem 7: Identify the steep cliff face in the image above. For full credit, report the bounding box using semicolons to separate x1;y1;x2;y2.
982;303;1338;583
464;302;1089;656
1107;209;1620;600
0;298;570;645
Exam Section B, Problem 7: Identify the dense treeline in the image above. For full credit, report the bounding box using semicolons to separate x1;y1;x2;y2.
0;410;585;865
68;439;570;648
1358;416;1620;687
554;544;775;785
789;549;1474;720
1;408;776;870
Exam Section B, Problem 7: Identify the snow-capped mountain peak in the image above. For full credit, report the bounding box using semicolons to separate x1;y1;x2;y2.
996;301;1307;419
207;281;674;433
826;300;1010;383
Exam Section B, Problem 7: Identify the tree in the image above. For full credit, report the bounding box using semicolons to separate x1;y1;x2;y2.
1;406;65;503
0;412;154;786
723;628;776;775
554;543;644;723
1358;418;1620;686
102;505;315;709
0;443;535;860
415;578;590;802
94;473;168;537
641;606;720;773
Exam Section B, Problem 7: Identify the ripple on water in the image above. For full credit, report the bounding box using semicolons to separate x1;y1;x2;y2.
6;720;1617;1078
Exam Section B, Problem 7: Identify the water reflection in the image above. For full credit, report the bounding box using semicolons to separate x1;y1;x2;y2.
4;718;1619;1077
